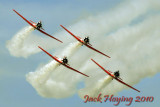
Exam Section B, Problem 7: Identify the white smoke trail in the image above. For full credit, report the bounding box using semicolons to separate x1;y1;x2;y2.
6;0;159;58
26;42;83;98
60;0;160;40
6;26;64;58
57;41;82;58
78;14;160;98
79;76;112;98
27;0;160;99
6;26;34;58
6;0;160;99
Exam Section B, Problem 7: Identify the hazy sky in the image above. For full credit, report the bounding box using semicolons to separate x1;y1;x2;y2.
0;0;160;107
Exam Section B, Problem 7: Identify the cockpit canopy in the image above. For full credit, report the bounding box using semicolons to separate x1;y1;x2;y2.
36;21;42;29
62;56;68;64
114;70;120;78
84;36;89;44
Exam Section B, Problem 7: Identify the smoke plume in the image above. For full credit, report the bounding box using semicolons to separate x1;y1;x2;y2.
6;0;160;99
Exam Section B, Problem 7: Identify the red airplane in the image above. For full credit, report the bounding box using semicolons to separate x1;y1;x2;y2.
91;59;140;92
60;25;110;58
38;46;89;77
13;9;63;43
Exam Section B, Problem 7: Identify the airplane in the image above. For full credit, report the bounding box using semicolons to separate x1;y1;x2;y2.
60;25;110;58
38;46;89;77
12;9;63;43
91;59;140;92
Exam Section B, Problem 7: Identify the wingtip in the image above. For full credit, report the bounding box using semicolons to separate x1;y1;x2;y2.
60;25;64;28
60;40;63;43
38;46;42;49
57;39;63;43
84;74;89;77
91;58;94;62
105;55;111;58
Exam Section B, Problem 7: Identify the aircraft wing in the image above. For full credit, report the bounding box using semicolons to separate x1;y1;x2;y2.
91;59;112;76
60;25;81;42
87;44;111;58
13;9;36;28
91;58;140;92
60;25;110;58
37;29;63;43
63;64;89;77
38;46;89;77
114;77;140;92
13;9;63;43
38;46;62;63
